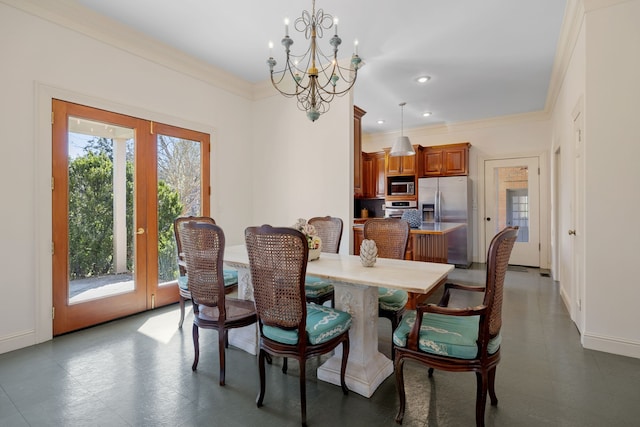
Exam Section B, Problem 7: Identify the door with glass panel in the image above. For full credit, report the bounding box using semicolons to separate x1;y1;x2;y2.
52;100;210;335
484;157;540;267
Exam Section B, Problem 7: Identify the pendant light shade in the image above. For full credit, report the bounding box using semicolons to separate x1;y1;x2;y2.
389;102;415;157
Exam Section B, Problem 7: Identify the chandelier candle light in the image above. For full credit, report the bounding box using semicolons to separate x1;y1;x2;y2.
267;0;362;121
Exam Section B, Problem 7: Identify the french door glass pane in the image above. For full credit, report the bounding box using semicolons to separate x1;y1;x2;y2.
67;117;135;304
493;166;529;243
157;134;202;285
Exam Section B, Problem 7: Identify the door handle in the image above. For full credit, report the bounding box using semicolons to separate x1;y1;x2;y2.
136;228;145;235
568;229;576;236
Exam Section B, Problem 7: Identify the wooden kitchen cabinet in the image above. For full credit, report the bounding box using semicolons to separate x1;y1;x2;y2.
421;142;470;177
362;151;386;198
385;147;418;176
353;226;364;255
353;106;367;197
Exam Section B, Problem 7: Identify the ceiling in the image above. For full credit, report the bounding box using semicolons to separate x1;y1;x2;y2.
73;0;567;134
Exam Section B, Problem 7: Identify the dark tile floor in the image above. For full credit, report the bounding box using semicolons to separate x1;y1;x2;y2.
1;265;640;426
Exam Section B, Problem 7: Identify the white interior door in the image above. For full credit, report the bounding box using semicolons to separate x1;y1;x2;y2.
571;109;585;332
484;157;540;267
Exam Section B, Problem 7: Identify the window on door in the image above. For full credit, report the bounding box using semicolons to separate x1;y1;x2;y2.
52;99;210;335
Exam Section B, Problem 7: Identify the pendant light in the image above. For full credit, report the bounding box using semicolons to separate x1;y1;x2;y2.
389;102;415;157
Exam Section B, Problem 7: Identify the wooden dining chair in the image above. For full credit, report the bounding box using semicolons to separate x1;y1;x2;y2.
173;216;238;328
363;218;410;358
180;221;257;386
393;227;518;427
304;216;343;307
245;224;352;427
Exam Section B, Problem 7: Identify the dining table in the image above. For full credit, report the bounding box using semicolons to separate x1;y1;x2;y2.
223;244;454;398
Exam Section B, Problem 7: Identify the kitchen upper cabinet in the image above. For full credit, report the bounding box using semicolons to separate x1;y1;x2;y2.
374;152;386;198
421;142;470;177
353;106;367;197
384;147;418;176
361;151;386;199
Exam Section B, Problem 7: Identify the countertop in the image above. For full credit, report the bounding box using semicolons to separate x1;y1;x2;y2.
353;221;465;235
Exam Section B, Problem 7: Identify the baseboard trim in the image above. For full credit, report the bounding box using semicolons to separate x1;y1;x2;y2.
0;330;37;355
583;333;640;359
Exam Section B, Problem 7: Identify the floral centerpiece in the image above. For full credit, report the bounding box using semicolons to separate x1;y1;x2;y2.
292;218;322;260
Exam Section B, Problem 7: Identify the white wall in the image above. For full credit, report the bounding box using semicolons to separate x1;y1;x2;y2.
363;115;552;267
0;0;354;354
550;0;640;358
251;93;353;253
0;2;254;353
550;4;586;331
582;1;640;356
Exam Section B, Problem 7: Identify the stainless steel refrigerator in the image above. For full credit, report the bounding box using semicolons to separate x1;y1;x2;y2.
418;176;472;267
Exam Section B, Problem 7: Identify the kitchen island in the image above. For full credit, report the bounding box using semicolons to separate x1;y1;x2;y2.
353;221;465;264
353;221;465;308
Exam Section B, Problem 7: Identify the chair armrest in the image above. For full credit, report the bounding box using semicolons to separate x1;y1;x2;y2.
422;303;486;317
444;282;485;293
438;282;485;307
406;303;487;351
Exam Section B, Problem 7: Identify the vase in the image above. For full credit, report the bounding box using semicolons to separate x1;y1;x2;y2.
308;247;321;261
359;239;377;267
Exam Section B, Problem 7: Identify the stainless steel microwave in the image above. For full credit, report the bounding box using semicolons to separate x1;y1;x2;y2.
389;181;415;196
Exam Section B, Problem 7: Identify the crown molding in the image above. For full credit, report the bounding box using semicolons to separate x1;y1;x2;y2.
545;0;633;113
1;0;254;100
364;110;549;141
583;0;635;11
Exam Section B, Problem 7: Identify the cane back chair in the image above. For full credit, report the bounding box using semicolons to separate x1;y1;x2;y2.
363;218;410;358
245;224;352;427
393;227;518;427
173;216;238;328
304;216;343;307
180;221;257;386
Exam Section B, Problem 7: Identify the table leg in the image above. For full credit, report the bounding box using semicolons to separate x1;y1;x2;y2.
317;282;393;398
227;266;258;355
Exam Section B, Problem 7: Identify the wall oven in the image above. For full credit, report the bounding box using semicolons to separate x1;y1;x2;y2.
384;200;417;218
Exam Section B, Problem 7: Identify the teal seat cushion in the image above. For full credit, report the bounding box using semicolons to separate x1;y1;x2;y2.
304;275;334;297
262;303;351;345
178;269;238;291
392;310;501;359
178;275;189;290
378;287;408;311
223;269;238;287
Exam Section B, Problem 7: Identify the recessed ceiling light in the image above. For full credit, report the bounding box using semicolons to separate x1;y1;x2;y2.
416;76;431;84
423;112;432;117
377;120;385;124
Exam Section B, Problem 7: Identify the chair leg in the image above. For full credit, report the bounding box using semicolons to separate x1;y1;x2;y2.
340;338;350;395
475;371;489;427
178;295;186;328
218;327;226;386
256;349;266;407
191;323;200;371
299;357;307;427
488;366;498;406
390;312;402;360
394;356;406;424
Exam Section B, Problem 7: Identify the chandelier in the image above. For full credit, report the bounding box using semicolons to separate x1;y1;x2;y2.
267;0;362;122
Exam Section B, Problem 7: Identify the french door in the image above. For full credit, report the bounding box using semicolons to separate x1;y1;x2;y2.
52;100;210;335
484;156;540;267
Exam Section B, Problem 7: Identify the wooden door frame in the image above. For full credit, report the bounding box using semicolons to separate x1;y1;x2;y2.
34;84;214;343
476;151;550;267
